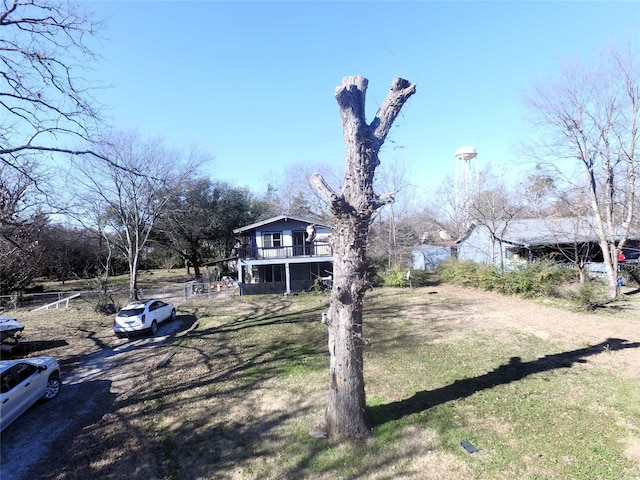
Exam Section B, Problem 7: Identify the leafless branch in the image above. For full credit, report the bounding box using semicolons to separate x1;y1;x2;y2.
1;0;105;171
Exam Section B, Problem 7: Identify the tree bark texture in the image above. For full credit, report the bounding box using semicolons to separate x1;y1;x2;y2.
312;76;415;441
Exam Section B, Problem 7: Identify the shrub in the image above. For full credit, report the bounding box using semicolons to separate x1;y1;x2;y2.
372;267;435;288
407;269;435;287
437;259;564;298
497;260;564;298
94;294;119;315
381;267;409;287
437;259;495;288
570;281;608;311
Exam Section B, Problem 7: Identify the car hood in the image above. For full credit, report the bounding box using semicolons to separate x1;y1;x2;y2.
0;317;25;332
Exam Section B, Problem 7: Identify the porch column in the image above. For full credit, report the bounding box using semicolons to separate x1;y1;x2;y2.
237;261;244;283
285;262;291;294
237;261;244;296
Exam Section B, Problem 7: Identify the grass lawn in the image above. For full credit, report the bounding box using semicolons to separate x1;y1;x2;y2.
8;280;640;479
142;286;640;479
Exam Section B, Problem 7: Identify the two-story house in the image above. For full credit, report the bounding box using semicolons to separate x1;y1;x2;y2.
233;215;333;295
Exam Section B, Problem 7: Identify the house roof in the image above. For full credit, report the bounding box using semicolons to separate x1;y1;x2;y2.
458;217;611;248
233;214;331;234
413;242;456;252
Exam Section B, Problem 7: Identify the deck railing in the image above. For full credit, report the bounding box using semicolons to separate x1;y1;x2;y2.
238;243;331;260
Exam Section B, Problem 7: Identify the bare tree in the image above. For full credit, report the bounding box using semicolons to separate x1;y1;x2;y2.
0;1;105;175
72;131;199;300
0;161;48;293
78;195;120;298
311;76;415;441
39;224;102;283
420;176;471;242
457;167;526;272
370;156;421;270
520;171;559;217
264;162;339;222
525;45;639;298
541;216;597;284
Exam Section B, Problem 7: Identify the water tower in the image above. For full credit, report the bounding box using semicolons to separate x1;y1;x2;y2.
454;146;479;206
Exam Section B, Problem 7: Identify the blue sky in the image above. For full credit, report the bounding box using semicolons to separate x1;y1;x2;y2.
86;1;639;198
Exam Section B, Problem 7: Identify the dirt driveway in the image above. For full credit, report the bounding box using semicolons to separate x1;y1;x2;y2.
0;313;198;480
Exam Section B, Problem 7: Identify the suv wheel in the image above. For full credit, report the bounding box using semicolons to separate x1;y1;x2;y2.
43;375;61;400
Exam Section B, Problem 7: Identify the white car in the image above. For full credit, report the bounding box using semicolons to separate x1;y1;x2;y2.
113;299;176;338
0;356;61;431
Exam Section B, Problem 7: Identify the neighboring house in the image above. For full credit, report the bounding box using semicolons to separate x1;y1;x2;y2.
233;215;333;295
456;217;640;268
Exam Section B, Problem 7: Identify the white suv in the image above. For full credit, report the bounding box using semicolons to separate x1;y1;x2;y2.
113;299;176;338
0;356;61;431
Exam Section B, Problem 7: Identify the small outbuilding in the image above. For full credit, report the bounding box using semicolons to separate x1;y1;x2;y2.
411;242;456;271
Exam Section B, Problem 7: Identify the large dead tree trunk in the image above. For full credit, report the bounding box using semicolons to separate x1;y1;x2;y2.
312;76;415;441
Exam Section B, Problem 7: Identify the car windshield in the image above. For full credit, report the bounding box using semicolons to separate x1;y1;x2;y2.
118;308;144;317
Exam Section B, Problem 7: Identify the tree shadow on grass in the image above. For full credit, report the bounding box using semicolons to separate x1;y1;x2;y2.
368;337;640;426
0;340;70;359
192;302;326;335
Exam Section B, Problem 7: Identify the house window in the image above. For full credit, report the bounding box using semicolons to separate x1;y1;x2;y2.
261;265;284;282
263;232;282;248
